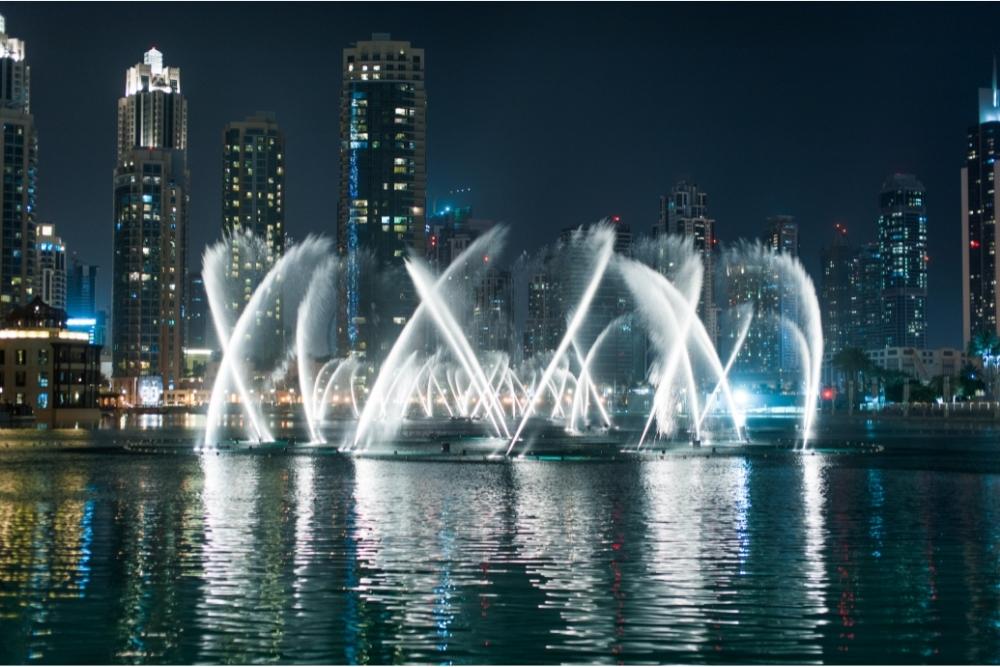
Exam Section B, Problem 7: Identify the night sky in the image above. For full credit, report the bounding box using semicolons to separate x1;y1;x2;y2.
6;3;1000;347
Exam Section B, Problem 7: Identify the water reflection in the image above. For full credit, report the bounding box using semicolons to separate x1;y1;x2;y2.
0;448;997;663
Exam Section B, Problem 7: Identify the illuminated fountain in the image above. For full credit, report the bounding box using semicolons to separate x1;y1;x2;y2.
201;224;823;453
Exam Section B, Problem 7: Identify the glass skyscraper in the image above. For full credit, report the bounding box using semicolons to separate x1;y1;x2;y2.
819;223;857;356
112;48;189;395
877;173;927;349
337;34;426;366
66;257;98;319
0;16;36;311
962;61;1000;347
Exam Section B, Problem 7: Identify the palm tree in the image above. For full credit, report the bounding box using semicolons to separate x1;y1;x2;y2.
968;330;1000;398
832;347;874;407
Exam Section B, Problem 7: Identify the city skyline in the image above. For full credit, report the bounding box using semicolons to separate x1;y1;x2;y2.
5;4;1000;348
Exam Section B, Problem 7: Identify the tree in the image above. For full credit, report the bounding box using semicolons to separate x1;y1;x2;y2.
832;347;875;405
968;330;1000;398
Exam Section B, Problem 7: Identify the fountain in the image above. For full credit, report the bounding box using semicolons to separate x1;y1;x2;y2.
200;223;823;453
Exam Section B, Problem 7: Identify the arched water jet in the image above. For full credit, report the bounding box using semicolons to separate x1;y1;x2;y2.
296;257;339;443
352;226;508;449
203;235;332;448
315;355;361;425
507;228;615;455
406;260;509;439
697;304;754;432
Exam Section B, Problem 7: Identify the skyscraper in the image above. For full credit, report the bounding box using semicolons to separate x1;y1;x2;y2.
112;48;189;394
524;254;562;359
819;223;858;356
36;223;65;310
221;112;285;360
185;271;210;350
765;215;799;256
0;16;36;311
657;181;717;344
878;173;927;349
66;257;98;319
855;241;882;350
337;34;426;365
472;266;514;354
962;61;1000;347
765;215;800;375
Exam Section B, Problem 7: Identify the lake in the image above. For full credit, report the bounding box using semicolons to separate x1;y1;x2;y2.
0;433;997;664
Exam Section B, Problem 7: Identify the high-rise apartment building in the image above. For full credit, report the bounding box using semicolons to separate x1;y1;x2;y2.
338;34;426;365
765;215;799;256
221;112;285;360
36;223;65;310
112;48;189;394
0;16;36;311
855;242;883;350
765;215;800;374
962;61;1000;347
656;181;717;345
819;223;858;357
472;266;514;354
877;173;927;348
524;256;562;360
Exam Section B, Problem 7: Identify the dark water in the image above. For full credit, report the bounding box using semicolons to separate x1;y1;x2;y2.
0;442;998;664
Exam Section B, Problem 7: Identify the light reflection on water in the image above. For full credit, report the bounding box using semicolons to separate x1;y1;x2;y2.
0;448;998;664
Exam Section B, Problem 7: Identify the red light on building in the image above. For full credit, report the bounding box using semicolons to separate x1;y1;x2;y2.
821;387;835;401
483;254;489;263
971;239;981;249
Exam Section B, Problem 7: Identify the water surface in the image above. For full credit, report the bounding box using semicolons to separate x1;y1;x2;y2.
0;440;997;664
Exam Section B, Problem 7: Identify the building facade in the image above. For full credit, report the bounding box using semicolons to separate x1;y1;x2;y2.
36;223;65;310
855;241;883;351
657;181;717;345
0;297;101;427
221;113;285;361
878;173;927;349
185;271;210;351
112;48;189;395
472;266;514;354
66;257;97;319
866;347;968;383
0;16;35;311
524;256;562;359
819;223;858;356
337;34;426;365
962;61;1000;347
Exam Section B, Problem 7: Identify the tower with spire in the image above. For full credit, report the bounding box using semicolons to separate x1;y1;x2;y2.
962;58;1000;347
111;47;189;399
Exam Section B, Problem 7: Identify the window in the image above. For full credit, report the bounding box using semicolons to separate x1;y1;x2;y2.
36;393;47;409
15;349;25;366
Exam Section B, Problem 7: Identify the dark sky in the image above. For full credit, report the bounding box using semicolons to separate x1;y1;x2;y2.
5;2;999;347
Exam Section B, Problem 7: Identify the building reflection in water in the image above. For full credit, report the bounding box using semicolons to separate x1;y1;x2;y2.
0;450;998;663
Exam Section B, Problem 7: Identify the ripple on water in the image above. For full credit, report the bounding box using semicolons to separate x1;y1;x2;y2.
0;448;997;663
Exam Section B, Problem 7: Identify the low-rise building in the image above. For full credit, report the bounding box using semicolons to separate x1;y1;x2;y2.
0;297;102;427
866;347;969;382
